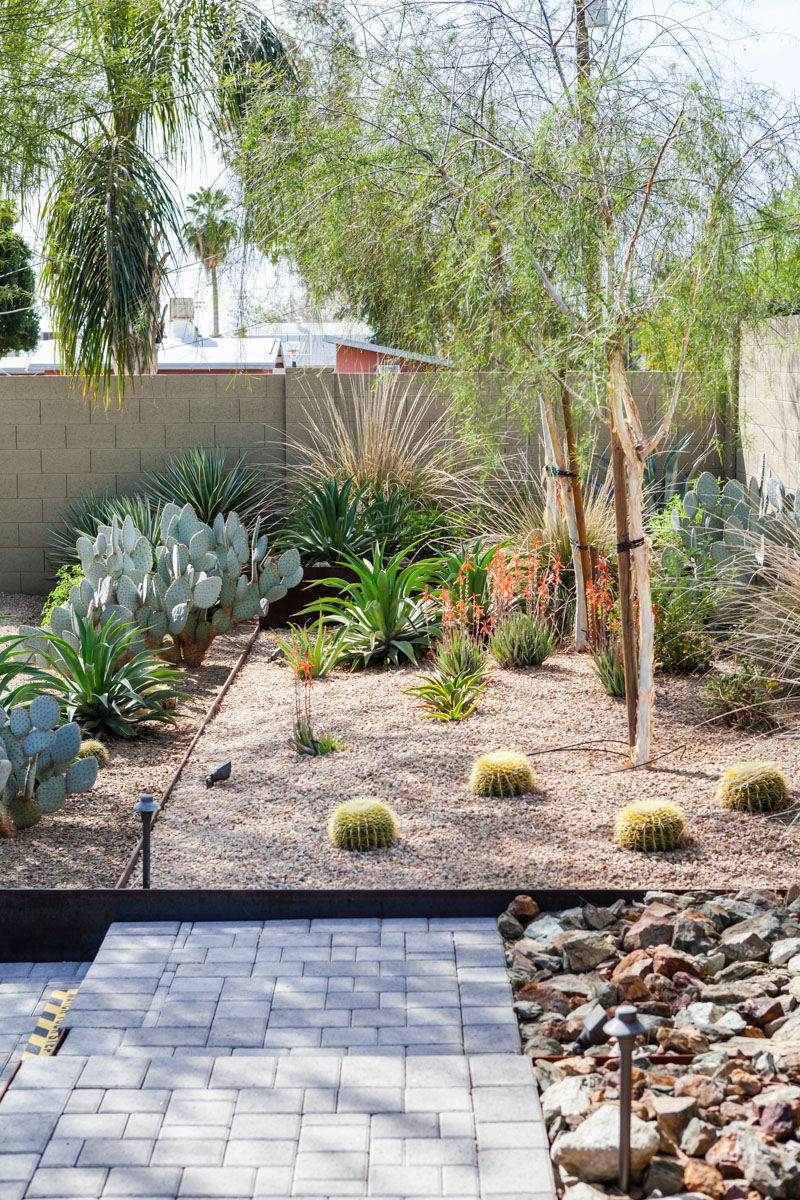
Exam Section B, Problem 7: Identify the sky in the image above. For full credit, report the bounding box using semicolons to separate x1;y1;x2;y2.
24;0;800;340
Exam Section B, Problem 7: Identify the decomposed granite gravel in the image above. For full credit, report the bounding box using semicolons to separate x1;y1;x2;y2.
148;632;800;890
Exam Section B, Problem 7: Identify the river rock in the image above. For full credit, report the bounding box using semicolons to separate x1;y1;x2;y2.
562;1184;610;1200
551;1104;660;1182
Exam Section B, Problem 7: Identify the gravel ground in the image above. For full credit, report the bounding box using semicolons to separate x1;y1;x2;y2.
150;635;800;890
0;594;254;887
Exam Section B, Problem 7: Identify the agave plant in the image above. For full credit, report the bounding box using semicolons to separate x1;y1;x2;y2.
310;545;439;667
278;477;373;565
48;492;160;569
144;447;270;529
14;615;185;739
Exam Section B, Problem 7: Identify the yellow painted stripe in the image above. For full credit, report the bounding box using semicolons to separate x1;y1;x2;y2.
21;988;79;1058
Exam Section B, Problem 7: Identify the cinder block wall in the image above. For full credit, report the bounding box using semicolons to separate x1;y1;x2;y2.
1;368;710;595
739;316;800;491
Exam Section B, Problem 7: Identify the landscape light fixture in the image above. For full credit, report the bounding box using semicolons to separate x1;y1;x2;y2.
205;761;232;789
603;1004;648;1193
134;793;160;888
570;1002;609;1055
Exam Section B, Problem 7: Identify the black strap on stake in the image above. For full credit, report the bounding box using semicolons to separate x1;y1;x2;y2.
616;536;645;554
545;466;579;479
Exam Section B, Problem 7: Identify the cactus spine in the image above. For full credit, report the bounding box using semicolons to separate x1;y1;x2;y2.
328;798;398;851
469;751;533;797
715;761;790;813
78;739;110;767
0;697;98;835
614;799;686;852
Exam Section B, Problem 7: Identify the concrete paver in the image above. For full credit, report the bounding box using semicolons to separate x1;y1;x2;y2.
0;920;554;1199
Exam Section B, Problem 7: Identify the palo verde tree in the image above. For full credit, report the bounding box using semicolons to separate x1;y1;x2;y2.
0;0;290;400
183;188;238;337
237;0;800;763
0;202;39;354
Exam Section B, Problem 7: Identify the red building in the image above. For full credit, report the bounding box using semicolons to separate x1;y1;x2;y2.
324;336;451;373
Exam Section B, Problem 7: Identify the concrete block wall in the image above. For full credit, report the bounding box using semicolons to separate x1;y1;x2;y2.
1;368;708;596
739;316;800;491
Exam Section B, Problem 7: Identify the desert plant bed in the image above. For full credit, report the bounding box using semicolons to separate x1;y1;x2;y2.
147;631;800;890
0;593;255;887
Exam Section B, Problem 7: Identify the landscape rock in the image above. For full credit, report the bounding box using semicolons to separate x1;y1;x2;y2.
554;931;617;972
720;925;770;964
737;996;782;1027
680;1116;718;1156
562;1183;610;1200
770;937;800;965
682;1158;726;1199
523;915;565;946
775;1010;800;1042
731;1128;800;1198
653;946;706;980
759;1097;797;1140
657;1025;709;1055
498;910;524;940
672;911;718;955
541;1074;599;1126
643;1155;685;1196
551;1104;660;1183
650;1094;697;1141
625;913;676;951
508;893;539;922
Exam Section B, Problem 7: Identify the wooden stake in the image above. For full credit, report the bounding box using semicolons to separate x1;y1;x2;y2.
559;375;594;649
610;423;638;754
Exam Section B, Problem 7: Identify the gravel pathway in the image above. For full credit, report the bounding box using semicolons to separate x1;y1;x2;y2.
0;919;553;1199
149;636;800;890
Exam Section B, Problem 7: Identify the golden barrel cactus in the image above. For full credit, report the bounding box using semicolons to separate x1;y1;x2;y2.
615;800;686;852
469;751;533;797
716;762;790;813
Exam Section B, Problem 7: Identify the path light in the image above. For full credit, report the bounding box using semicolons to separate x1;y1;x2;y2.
569;1002;609;1055
134;794;160;889
603;1003;647;1193
205;761;231;789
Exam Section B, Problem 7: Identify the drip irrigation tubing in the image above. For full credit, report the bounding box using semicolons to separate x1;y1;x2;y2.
115;625;261;890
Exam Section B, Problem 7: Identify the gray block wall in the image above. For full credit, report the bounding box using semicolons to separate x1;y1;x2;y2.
0;368;708;595
739;315;800;491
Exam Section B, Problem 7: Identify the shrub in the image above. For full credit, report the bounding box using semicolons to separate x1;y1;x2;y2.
17;616;185;739
42;565;83;627
592;643;626;697
615;800;686;852
279;477;373;565
469;750;533;797
313;546;437;668
653;593;715;673
328;797;399;851
490;613;554;669
48;492;160;569
715;762;790;813
404;665;486;721
144;447;269;529
78;738;109;767
705;663;780;731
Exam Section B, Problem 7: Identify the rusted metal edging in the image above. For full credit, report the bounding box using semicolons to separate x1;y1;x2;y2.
115;624;261;890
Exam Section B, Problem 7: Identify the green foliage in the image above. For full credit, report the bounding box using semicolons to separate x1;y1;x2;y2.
292;721;343;756
311;546;437;668
489;613;554;669
0;695;98;834
435;541;494;618
182;188;237;335
78;738;109;767
404;665;486;721
469;750;533;798
328;797;398;851
0;202;39;354
0;634;40;709
17;616;185;739
280;477;372;564
48;492;160;569
144;448;269;530
592;643;626;698
715;762;790;813
434;626;487;677
615;800;686;853
42;566;83;626
705;662;780;731
652;546;718;674
275;619;347;679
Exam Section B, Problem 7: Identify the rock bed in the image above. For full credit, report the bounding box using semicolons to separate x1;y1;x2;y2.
497;888;800;1199
151;637;800;888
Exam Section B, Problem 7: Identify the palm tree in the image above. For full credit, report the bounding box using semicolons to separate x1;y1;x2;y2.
10;0;291;401
183;189;238;338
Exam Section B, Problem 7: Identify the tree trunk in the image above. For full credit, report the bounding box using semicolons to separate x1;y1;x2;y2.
607;346;655;765
540;394;588;651
559;375;594;648
211;263;220;338
610;423;638;752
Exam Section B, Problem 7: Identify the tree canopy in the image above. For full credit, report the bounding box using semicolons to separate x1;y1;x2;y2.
0;203;39;355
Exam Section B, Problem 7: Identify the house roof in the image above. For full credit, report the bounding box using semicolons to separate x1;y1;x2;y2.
323;336;452;367
0;335;283;373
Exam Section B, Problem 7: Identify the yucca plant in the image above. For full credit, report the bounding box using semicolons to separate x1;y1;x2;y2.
48;492;160;569
311;545;439;667
275;617;347;679
404;665;486;721
14;616;185;739
144;447;269;529
278;477;373;564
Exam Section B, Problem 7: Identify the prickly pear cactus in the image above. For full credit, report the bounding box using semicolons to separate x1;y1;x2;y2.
0;697;98;836
45;505;303;668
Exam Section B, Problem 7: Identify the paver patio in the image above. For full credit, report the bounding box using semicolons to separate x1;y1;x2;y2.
0;919;554;1199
